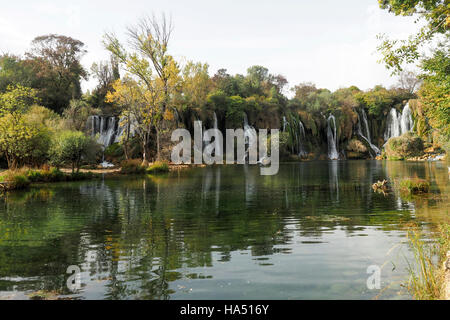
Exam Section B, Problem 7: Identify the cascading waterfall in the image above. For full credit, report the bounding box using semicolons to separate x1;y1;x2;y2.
356;109;380;156
297;119;308;157
87;115;117;168
243;113;257;162
282;116;288;132
400;103;413;134
283;115;308;157
327;115;339;160
203;112;222;158
384;102;413;141
88;115;117;148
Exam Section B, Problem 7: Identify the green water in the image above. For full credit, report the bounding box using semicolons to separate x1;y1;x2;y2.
0;161;448;300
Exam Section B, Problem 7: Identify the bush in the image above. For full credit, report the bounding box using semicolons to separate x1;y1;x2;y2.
385;132;424;160
147;161;169;174
26;168;65;182
0;169;31;190
347;139;368;153
399;178;430;194
120;159;146;174
49;130;101;172
104;143;124;158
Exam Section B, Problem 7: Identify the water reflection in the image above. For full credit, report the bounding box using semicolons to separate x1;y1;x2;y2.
0;161;448;299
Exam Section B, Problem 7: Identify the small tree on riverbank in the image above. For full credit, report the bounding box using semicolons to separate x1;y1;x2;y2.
49;130;100;173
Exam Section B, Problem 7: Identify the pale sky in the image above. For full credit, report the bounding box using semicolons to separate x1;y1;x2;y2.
0;0;423;95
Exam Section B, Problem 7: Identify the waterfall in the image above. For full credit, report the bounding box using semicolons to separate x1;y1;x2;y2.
203;112;222;158
282;116;288;132
356;109;380;156
297;119;308;157
400;103;413;134
98;117;116;148
243;113;257;162
87;115;117;148
384;102;413;141
327;115;339;160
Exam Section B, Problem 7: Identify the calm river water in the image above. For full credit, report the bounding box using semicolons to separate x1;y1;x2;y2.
0;161;448;299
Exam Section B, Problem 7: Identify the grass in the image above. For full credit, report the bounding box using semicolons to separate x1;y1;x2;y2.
399;178;430;194
120;159;146;174
120;159;170;175
0;167;99;191
405;224;450;300
147;161;169;174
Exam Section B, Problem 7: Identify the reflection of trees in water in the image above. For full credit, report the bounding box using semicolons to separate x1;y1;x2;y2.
0;162;446;298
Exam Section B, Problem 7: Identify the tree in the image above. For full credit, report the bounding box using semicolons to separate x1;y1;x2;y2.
397;70;422;93
89;55;120;110
292;82;317;102
63;98;100;131
377;0;449;73
104;14;180;161
0;85;40;168
26;34;88;113
49;130;100;173
417;42;450;139
178;61;212;110
106;77;171;163
0;54;36;92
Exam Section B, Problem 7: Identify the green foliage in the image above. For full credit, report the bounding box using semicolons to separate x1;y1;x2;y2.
385;132;425;159
104;143;124;158
49;131;100;172
146;161;169;174
399;178;430;194
377;0;449;73
26;168;65;182
0;169;31;190
0;85;44;168
405;224;450;300
0;54;36;93
418;41;450;139
356;86;412;117
63;99;100;131
120;159;146;174
25;34;88;113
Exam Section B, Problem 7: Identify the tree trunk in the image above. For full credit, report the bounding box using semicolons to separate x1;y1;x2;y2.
156;128;160;161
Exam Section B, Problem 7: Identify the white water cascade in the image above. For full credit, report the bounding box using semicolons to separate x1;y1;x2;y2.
357;109;380;156
400;103;413;134
243;113;258;162
203;112;222;158
282;116;288;132
327;115;339;160
88;115;117;148
297;119;308;157
384;103;413;141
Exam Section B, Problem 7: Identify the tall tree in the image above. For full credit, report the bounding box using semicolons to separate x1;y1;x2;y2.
104;14;180;161
89;55;120;110
26;34;88;113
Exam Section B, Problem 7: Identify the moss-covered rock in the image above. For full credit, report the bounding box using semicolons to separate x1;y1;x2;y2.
384;132;424;160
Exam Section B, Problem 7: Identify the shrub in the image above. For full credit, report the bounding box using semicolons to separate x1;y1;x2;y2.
104;143;124;158
0;169;31;190
347;139;368;153
385;132;424;160
399;178;430;194
120;159;146;174
147;161;169;174
49;130;101;172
